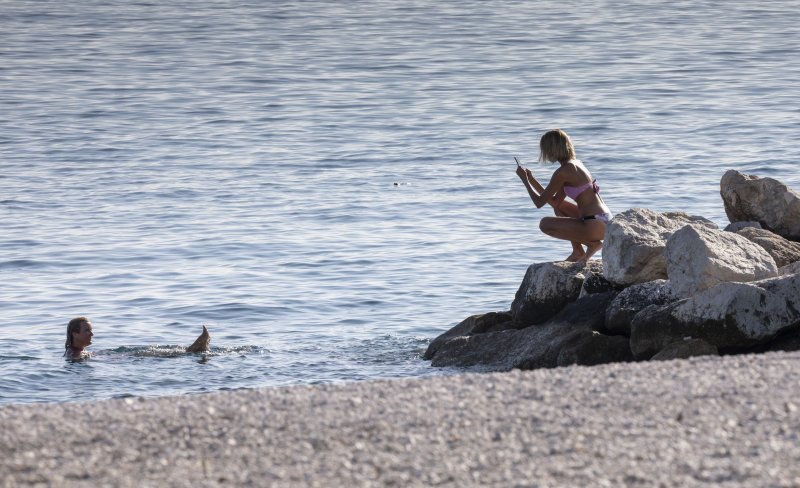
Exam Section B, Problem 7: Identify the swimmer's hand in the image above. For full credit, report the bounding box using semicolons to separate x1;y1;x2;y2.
186;325;211;353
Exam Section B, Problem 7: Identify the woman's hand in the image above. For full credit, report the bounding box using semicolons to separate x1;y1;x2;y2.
525;168;534;180
515;165;527;180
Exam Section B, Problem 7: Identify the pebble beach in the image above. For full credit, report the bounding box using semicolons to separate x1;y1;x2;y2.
4;352;800;487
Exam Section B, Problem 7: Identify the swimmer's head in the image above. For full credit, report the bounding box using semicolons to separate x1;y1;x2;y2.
539;129;576;164
65;317;93;351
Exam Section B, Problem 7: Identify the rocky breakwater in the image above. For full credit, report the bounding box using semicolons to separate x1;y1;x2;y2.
425;170;800;369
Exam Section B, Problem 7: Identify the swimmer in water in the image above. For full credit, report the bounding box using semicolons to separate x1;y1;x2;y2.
64;317;210;359
64;317;94;359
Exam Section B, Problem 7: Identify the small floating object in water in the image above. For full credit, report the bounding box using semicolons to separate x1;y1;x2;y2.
393;182;410;186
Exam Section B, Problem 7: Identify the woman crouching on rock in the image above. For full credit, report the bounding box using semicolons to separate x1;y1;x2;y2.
64;316;210;360
516;129;613;263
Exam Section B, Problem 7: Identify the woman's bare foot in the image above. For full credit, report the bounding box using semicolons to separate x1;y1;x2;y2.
565;250;586;262
186;325;210;353
565;242;586;262
578;241;603;263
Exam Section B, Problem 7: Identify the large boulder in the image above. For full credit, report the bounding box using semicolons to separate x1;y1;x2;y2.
629;272;800;359
424;311;514;360
665;224;778;297
429;292;631;369
602;208;717;286
510;261;602;326
735;226;800;268
604;280;679;336
720;170;800;241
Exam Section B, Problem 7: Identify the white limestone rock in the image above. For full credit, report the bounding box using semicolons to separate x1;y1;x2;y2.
720;170;800;241
630;273;800;359
665;224;778;297
510;261;603;326
602;208;717;286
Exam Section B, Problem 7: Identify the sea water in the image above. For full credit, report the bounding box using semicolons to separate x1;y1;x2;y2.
2;0;799;404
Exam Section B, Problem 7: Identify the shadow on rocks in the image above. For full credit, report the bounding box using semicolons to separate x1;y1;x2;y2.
426;292;632;371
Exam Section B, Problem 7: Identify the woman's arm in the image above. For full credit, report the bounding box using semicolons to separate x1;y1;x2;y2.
516;165;542;206
553;187;566;205
516;166;564;209
526;170;547;196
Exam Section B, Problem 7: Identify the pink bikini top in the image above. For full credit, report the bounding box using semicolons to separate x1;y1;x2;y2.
563;179;600;199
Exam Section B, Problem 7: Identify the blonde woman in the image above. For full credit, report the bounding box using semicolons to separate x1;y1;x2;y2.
516;129;612;263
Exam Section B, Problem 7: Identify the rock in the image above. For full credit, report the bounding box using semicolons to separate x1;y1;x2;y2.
424;311;514;360
510;261;602;326
665;224;778;297
780;261;800;276
650;338;719;361
764;330;800;353
602;208;717;286
427;328;522;369
724;221;762;232
578;266;623;298
429;293;631;369
629;304;673;360
735;227;800;268
555;331;633;367
720;170;800;241
605;280;679;336
629;273;800;359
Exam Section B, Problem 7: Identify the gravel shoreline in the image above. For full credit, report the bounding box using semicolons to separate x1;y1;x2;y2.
3;352;800;487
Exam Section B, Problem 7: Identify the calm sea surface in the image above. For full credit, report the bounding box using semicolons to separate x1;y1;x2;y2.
2;1;799;404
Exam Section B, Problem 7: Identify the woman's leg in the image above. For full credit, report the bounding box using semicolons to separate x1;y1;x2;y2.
539;216;606;263
553;201;585;261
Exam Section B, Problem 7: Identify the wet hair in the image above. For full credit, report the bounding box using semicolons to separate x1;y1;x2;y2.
539;129;576;163
65;317;89;350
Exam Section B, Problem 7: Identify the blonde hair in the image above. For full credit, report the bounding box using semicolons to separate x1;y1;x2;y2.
539;129;576;163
